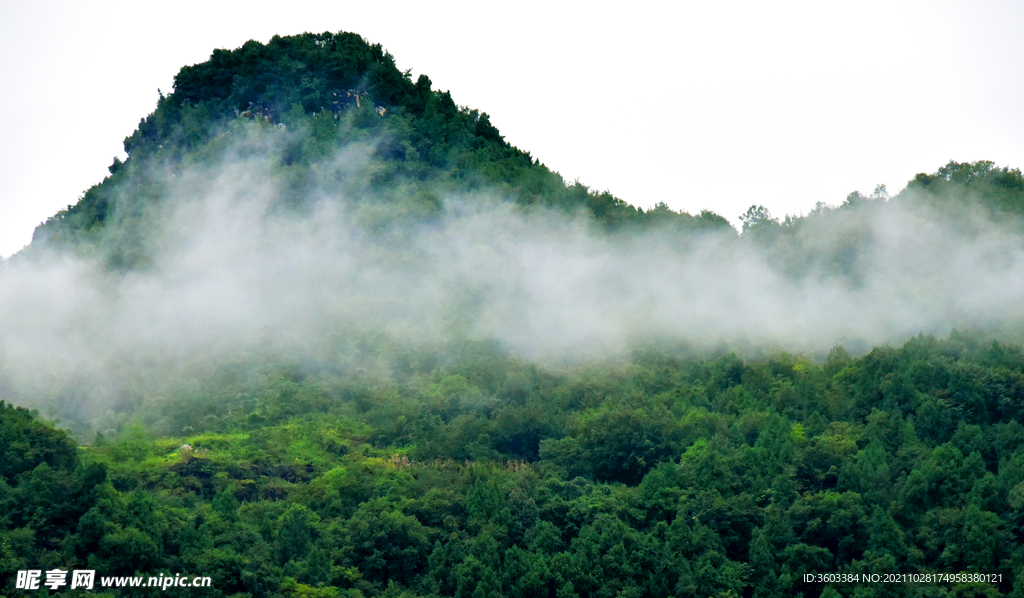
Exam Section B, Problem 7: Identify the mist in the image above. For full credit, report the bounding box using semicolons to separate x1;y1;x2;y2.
2;121;1024;421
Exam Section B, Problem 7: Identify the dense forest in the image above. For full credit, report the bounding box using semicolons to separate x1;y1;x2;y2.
4;334;1024;597
3;31;1024;598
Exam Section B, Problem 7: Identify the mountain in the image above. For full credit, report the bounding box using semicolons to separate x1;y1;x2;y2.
3;31;1024;598
26;31;729;267
21;31;1024;310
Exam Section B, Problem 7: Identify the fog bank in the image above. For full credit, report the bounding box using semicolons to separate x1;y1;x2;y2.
3;127;1023;418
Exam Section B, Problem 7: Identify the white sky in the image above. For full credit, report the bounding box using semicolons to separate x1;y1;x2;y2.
2;0;1023;258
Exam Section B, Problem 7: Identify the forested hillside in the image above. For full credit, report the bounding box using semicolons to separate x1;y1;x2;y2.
27;31;730;262
4;335;1024;597
2;31;1024;598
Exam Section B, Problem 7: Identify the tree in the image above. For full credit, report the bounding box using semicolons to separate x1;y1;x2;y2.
277;503;320;564
341;498;429;587
739;205;775;231
575;406;676;485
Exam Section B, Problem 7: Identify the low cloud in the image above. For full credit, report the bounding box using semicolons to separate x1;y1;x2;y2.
3;123;1023;420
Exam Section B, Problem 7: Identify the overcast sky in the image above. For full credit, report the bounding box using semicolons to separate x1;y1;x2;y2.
1;0;1023;258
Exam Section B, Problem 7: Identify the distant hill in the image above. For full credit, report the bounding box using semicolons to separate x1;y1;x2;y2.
23;32;1024;282
26;31;730;267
